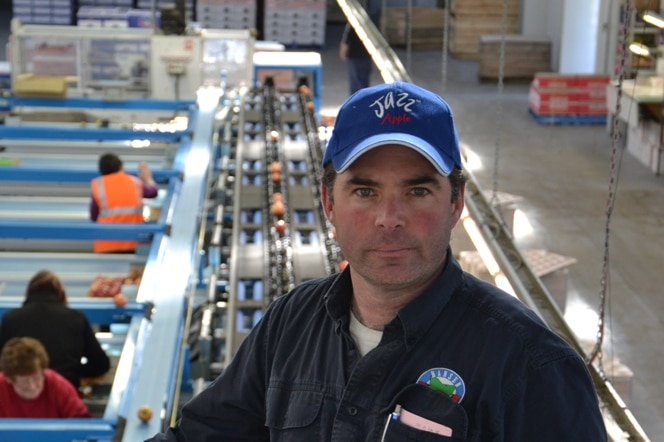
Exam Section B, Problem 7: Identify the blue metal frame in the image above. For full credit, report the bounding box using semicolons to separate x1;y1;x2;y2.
0;300;148;325
0;221;167;241
172;134;193;172
102;315;143;423
118;94;223;442
0;126;186;142
0;94;220;442
9;96;195;111
0;419;116;442
0;168;181;184
2;98;197;142
115;315;154;419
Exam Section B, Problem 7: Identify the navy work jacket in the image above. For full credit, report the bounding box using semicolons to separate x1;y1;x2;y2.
149;253;607;441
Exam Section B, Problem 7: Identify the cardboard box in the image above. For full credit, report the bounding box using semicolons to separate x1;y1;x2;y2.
13;74;67;98
532;73;610;89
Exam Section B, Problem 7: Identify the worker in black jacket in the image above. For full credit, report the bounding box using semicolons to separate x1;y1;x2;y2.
0;270;110;390
339;23;373;95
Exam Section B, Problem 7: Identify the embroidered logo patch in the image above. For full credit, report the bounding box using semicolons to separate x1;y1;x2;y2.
417;368;466;403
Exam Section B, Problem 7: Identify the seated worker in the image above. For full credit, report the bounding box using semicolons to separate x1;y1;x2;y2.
0;337;91;418
0;270;110;390
90;152;159;253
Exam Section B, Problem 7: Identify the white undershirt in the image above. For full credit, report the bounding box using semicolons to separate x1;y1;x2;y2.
349;310;383;356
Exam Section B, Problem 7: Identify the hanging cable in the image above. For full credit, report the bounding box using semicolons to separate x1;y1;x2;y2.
489;0;509;206
441;1;450;92
586;0;633;367
406;0;413;72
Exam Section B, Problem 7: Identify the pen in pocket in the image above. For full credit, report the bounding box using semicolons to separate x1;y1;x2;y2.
380;404;402;441
390;404;402;421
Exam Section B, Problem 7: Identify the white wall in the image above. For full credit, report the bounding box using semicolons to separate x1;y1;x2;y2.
596;0;619;74
523;0;612;74
559;0;602;73
522;0;564;71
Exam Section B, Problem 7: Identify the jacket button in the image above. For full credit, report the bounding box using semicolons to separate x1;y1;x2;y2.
348;406;358;416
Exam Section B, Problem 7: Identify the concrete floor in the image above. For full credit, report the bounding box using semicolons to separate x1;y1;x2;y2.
320;23;664;439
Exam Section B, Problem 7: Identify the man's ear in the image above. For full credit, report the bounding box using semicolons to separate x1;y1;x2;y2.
321;184;334;225
450;183;466;228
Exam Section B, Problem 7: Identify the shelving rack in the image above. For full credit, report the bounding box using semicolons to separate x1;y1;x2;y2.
613;2;663;79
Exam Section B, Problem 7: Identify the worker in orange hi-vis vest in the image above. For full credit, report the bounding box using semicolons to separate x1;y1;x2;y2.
90;153;159;253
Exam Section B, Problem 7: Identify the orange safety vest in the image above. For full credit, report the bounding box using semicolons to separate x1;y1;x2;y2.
91;172;145;253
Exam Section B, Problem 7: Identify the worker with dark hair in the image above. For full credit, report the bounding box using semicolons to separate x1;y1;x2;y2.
339;23;373;95
90;152;159;253
146;83;607;441
0;270;110;390
0;337;91;418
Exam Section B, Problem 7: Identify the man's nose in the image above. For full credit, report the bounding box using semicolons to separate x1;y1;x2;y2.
374;197;406;229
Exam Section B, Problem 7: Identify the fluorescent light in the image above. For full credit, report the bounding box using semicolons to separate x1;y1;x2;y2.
643;10;664;29
629;42;652;58
462;214;500;275
460;208;517;297
461;144;483;172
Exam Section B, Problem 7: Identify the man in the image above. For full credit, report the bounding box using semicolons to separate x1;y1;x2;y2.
90;152;158;253
0;337;91;418
339;23;372;95
147;83;607;441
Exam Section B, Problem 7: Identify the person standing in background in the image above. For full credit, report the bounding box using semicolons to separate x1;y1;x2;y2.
339;23;373;95
0;270;110;390
0;337;91;418
90;152;159;253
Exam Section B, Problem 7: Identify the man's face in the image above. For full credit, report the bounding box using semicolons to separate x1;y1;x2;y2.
322;145;465;293
8;369;45;400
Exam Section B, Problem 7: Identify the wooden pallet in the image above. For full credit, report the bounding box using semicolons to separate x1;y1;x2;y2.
528;109;607;125
450;0;520;15
448;14;519;59
381;7;446;49
478;35;551;81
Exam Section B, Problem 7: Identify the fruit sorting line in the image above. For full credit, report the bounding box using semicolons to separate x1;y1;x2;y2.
0;97;202;441
0;79;342;441
192;80;344;384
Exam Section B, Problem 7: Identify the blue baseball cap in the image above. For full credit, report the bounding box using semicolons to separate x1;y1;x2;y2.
323;82;462;176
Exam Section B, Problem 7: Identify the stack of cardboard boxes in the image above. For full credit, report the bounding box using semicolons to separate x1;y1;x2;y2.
263;0;326;47
528;73;611;122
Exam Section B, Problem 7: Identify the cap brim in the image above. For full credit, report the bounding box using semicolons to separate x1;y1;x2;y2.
332;133;454;176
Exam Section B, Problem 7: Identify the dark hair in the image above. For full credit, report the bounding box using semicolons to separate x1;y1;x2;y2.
99;153;123;175
321;162;468;203
26;270;68;305
0;337;50;378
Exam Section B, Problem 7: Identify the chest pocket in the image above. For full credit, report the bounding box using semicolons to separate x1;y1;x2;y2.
381;383;468;441
265;384;325;440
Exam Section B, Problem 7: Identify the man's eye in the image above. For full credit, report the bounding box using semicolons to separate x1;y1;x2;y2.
355;188;372;197
411;188;429;196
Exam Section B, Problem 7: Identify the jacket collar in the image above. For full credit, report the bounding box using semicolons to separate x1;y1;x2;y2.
23;291;62;306
324;248;463;349
396;251;463;350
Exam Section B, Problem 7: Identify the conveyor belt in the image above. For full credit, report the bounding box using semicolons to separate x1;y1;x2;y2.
0;196;89;220
0;252;146;297
0;133;177;252
0;98;201;442
193;82;340;381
